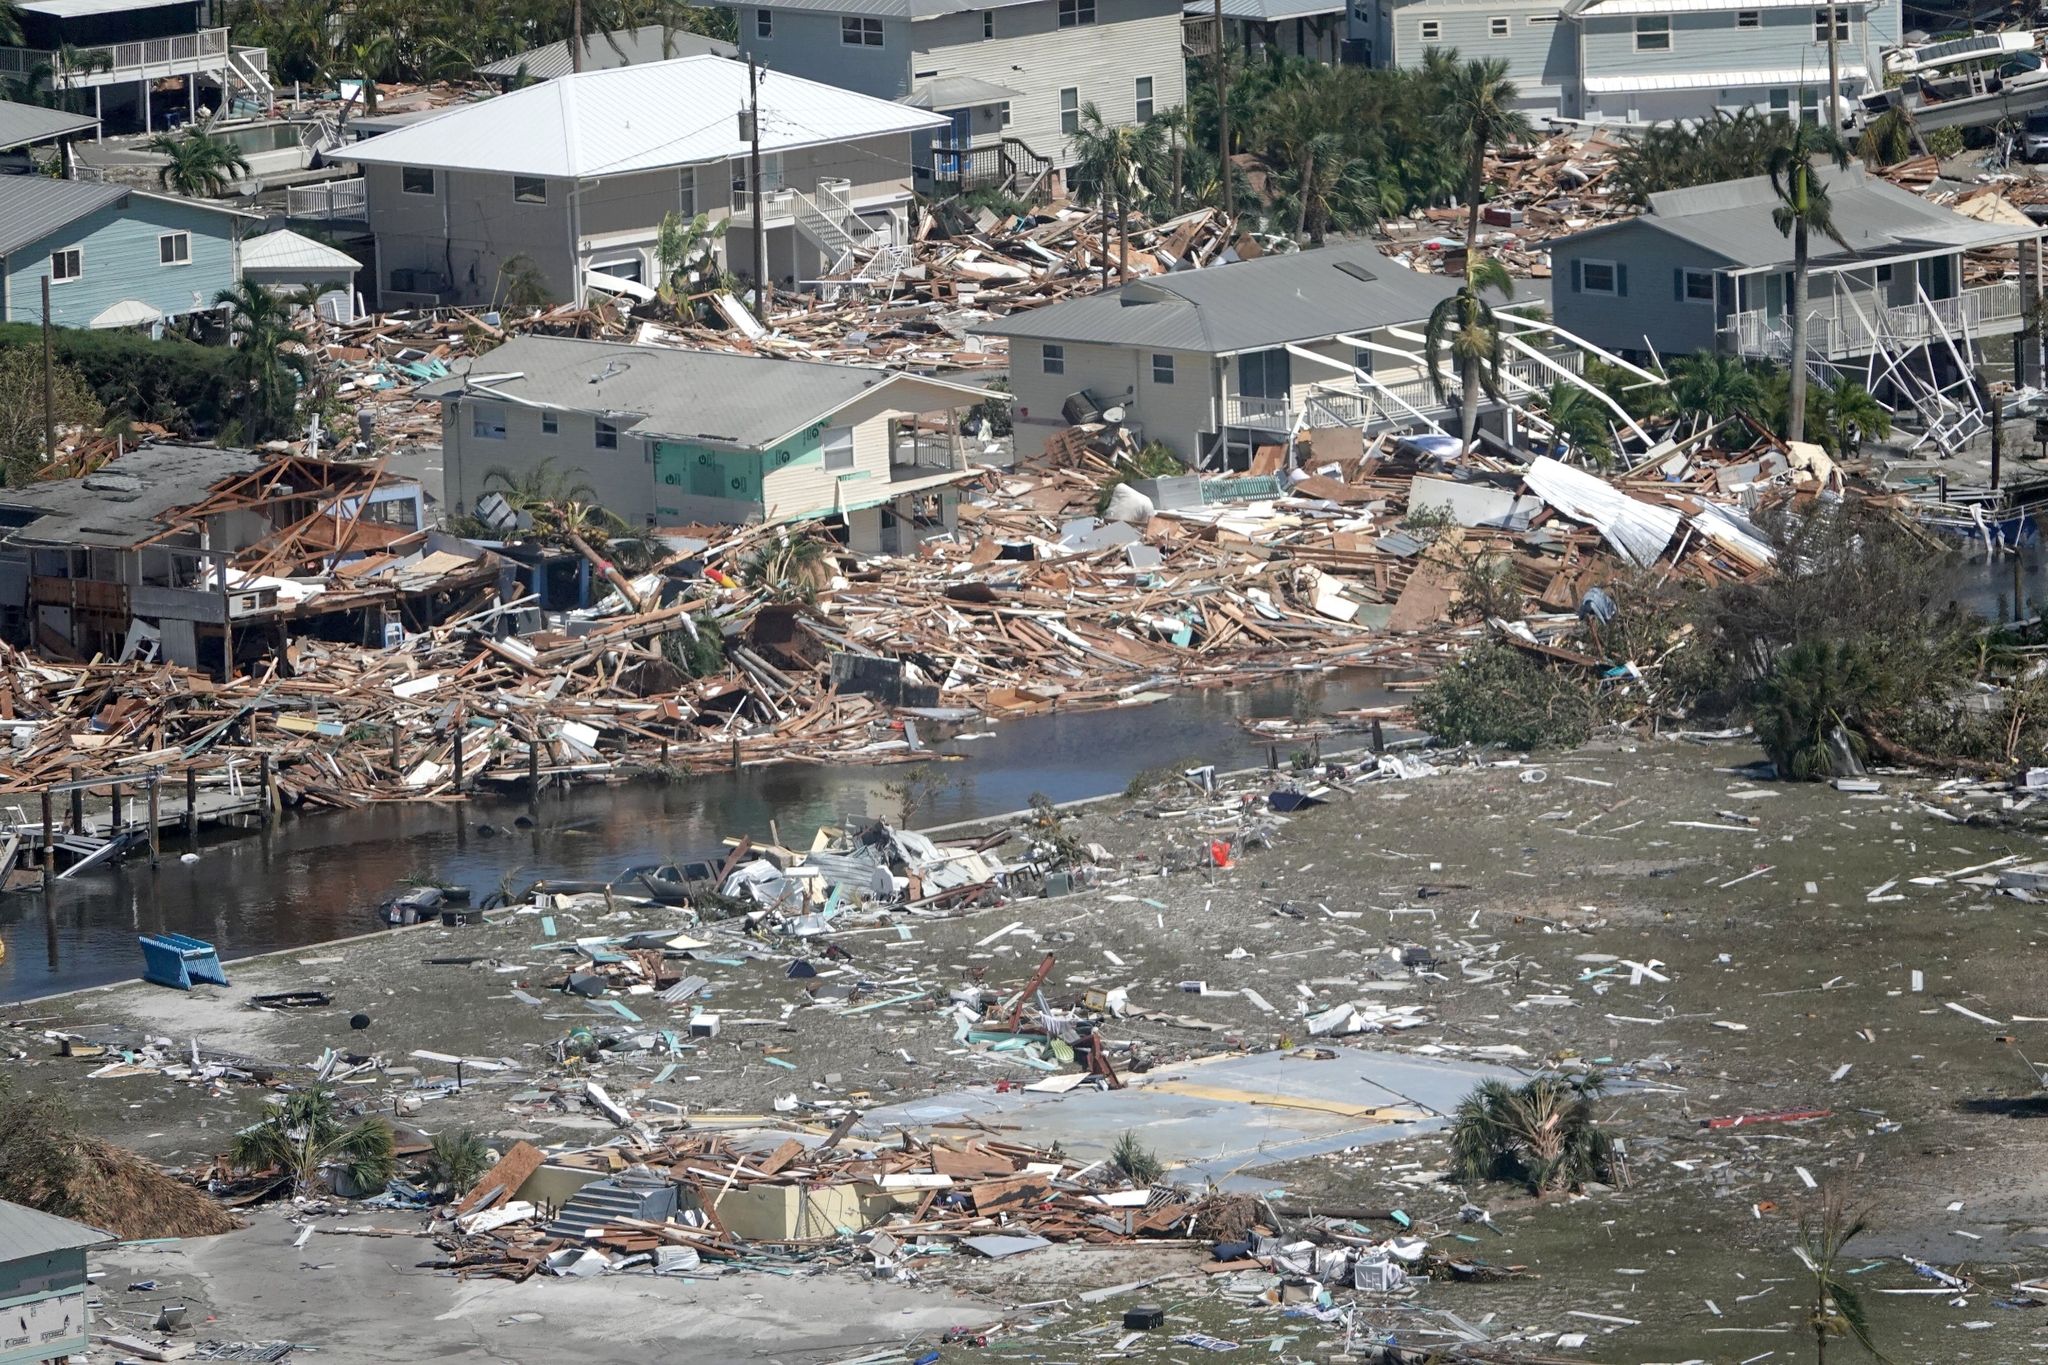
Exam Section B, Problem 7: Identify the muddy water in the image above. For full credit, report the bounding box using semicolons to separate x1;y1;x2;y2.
0;670;1405;1001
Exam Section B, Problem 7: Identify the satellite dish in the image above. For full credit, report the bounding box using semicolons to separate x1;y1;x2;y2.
1102;405;1126;423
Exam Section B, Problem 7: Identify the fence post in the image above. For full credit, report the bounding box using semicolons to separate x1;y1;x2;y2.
40;790;53;875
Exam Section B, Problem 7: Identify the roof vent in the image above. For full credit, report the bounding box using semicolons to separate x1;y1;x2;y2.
81;472;144;498
1334;260;1377;283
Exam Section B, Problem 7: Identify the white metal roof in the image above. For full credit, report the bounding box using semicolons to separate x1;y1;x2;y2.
1566;0;1862;12
241;229;360;275
18;0;190;16
344;55;945;178
1584;64;1869;91
89;298;164;328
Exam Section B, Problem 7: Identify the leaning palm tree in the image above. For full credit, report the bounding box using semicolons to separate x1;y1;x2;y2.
1449;1072;1613;1195
1423;255;1515;456
1431;56;1533;279
1069;103;1164;285
1796;1184;1890;1363
1669;349;1769;426
214;279;310;442
1539;380;1612;469
148;117;252;198
483;457;601;517
1766;123;1852;443
228;1087;397;1200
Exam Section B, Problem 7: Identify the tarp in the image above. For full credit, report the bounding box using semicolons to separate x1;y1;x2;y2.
1522;456;1681;568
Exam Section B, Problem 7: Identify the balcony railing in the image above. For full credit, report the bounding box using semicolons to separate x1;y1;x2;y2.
287;177;367;222
0;27;228;82
1730;282;2027;361
1222;354;1579;431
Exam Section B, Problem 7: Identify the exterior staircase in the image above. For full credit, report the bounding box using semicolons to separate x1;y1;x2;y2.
790;178;883;273
542;1170;679;1241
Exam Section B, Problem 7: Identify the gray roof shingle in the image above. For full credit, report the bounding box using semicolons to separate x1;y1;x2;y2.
0;1198;112;1261
1556;163;2030;269
420;337;987;448
0;444;264;548
973;243;1470;354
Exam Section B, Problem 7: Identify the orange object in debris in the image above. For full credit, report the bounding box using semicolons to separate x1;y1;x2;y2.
1210;839;1232;869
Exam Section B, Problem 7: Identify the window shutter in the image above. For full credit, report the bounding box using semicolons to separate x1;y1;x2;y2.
1617;263;1629;297
1570;259;1581;293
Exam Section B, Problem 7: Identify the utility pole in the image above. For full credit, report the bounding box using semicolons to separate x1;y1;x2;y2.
39;275;54;467
1213;0;1230;231
747;55;770;326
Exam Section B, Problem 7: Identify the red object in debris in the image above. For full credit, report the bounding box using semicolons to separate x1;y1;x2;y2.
1701;1108;1832;1130
1210;839;1233;869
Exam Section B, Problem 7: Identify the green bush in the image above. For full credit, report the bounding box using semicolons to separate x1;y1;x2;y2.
1413;641;1595;751
0;323;237;435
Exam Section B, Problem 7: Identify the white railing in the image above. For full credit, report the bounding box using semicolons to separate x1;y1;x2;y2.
0;27;229;82
287;177;366;220
1222;354;1577;430
1731;282;2026;360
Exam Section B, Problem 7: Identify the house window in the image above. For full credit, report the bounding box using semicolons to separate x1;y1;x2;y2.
841;16;883;45
1352;346;1375;373
1419;18;1440;39
596;419;619;450
158;232;191;265
1043;343;1065;375
1679;268;1715;302
1814;6;1847;40
1058;0;1095;25
1876;263;1893;284
542;411;558;434
1135;76;1154;122
1634;16;1669;49
1769;86;1791;116
1489;15;1508;35
983;9;994;36
49;247;81;283
1238;348;1291;399
1060;87;1079;135
998;101;1012;127
1579;259;1619;294
678;169;696;217
1735;8;1759;24
756;7;772;37
472;405;507;440
401;166;434;195
1152;353;1174;384
513;175;547;204
821;424;855;471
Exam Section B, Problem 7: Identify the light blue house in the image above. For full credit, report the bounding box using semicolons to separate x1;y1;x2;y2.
0;178;252;330
0;1199;109;1365
1354;0;1899;124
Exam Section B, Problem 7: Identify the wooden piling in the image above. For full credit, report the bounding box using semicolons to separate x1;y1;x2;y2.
528;732;541;802
451;724;465;792
185;767;197;835
68;766;81;834
258;753;273;824
40;790;53;874
147;779;160;863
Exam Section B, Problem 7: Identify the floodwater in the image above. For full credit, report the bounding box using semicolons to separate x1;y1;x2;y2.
0;670;1404;1002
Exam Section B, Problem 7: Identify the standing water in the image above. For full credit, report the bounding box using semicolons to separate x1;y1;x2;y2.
0;671;1405;1000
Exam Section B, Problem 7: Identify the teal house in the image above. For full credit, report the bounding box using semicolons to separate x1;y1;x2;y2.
0;1199;109;1365
0;178;252;330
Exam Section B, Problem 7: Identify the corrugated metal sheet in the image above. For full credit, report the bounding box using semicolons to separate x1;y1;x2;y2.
0;99;97;152
0;178;125;257
241;229;360;274
1522;456;1681;568
0;1197;112;1258
345;54;945;178
1181;0;1343;20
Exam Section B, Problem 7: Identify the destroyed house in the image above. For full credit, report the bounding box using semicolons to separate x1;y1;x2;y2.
976;242;1561;468
0;447;501;674
731;0;1187;188
1549;163;2046;367
424;336;999;555
0;178;253;330
1354;0;1897;124
341;55;945;310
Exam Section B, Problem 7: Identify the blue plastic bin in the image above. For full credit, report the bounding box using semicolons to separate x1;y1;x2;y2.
138;933;229;990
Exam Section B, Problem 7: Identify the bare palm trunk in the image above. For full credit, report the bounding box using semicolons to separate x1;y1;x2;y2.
1171;140;1183;214
1787;221;1810;443
1462;138;1485;279
1459;354;1481;454
571;0;585;72
1295;146;1312;240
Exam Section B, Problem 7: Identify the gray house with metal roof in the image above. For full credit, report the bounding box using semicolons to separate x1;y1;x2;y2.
0;1199;110;1365
0;176;251;329
1549;163;2044;365
1354;0;1898;123
1186;0;1348;64
424;337;999;554
731;0;1186;187
976;242;1574;467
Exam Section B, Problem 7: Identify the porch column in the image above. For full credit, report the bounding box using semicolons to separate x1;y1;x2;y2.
141;77;151;132
93;87;102;143
948;407;962;469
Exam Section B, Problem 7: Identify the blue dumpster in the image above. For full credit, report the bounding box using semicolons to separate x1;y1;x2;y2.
138;933;229;990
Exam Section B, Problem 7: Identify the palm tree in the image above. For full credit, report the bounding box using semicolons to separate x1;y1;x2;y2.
0;0;21;45
1449;1073;1614;1195
148;118;252;198
1069;102;1163;285
1808;375;1891;457
483;457;601;517
340;33;393;112
494;253;552;309
422;1130;492;1197
1669;350;1768;425
1767;123;1852;443
1613;108;1789;206
1431;57;1532;278
1271;134;1381;245
214;280;309;442
1753;638;1878;780
1424;256;1515;456
1796;1184;1888;1363
228;1087;397;1199
1540;381;1612;469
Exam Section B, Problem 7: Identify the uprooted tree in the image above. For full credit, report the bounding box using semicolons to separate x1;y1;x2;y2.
1449;1073;1615;1196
